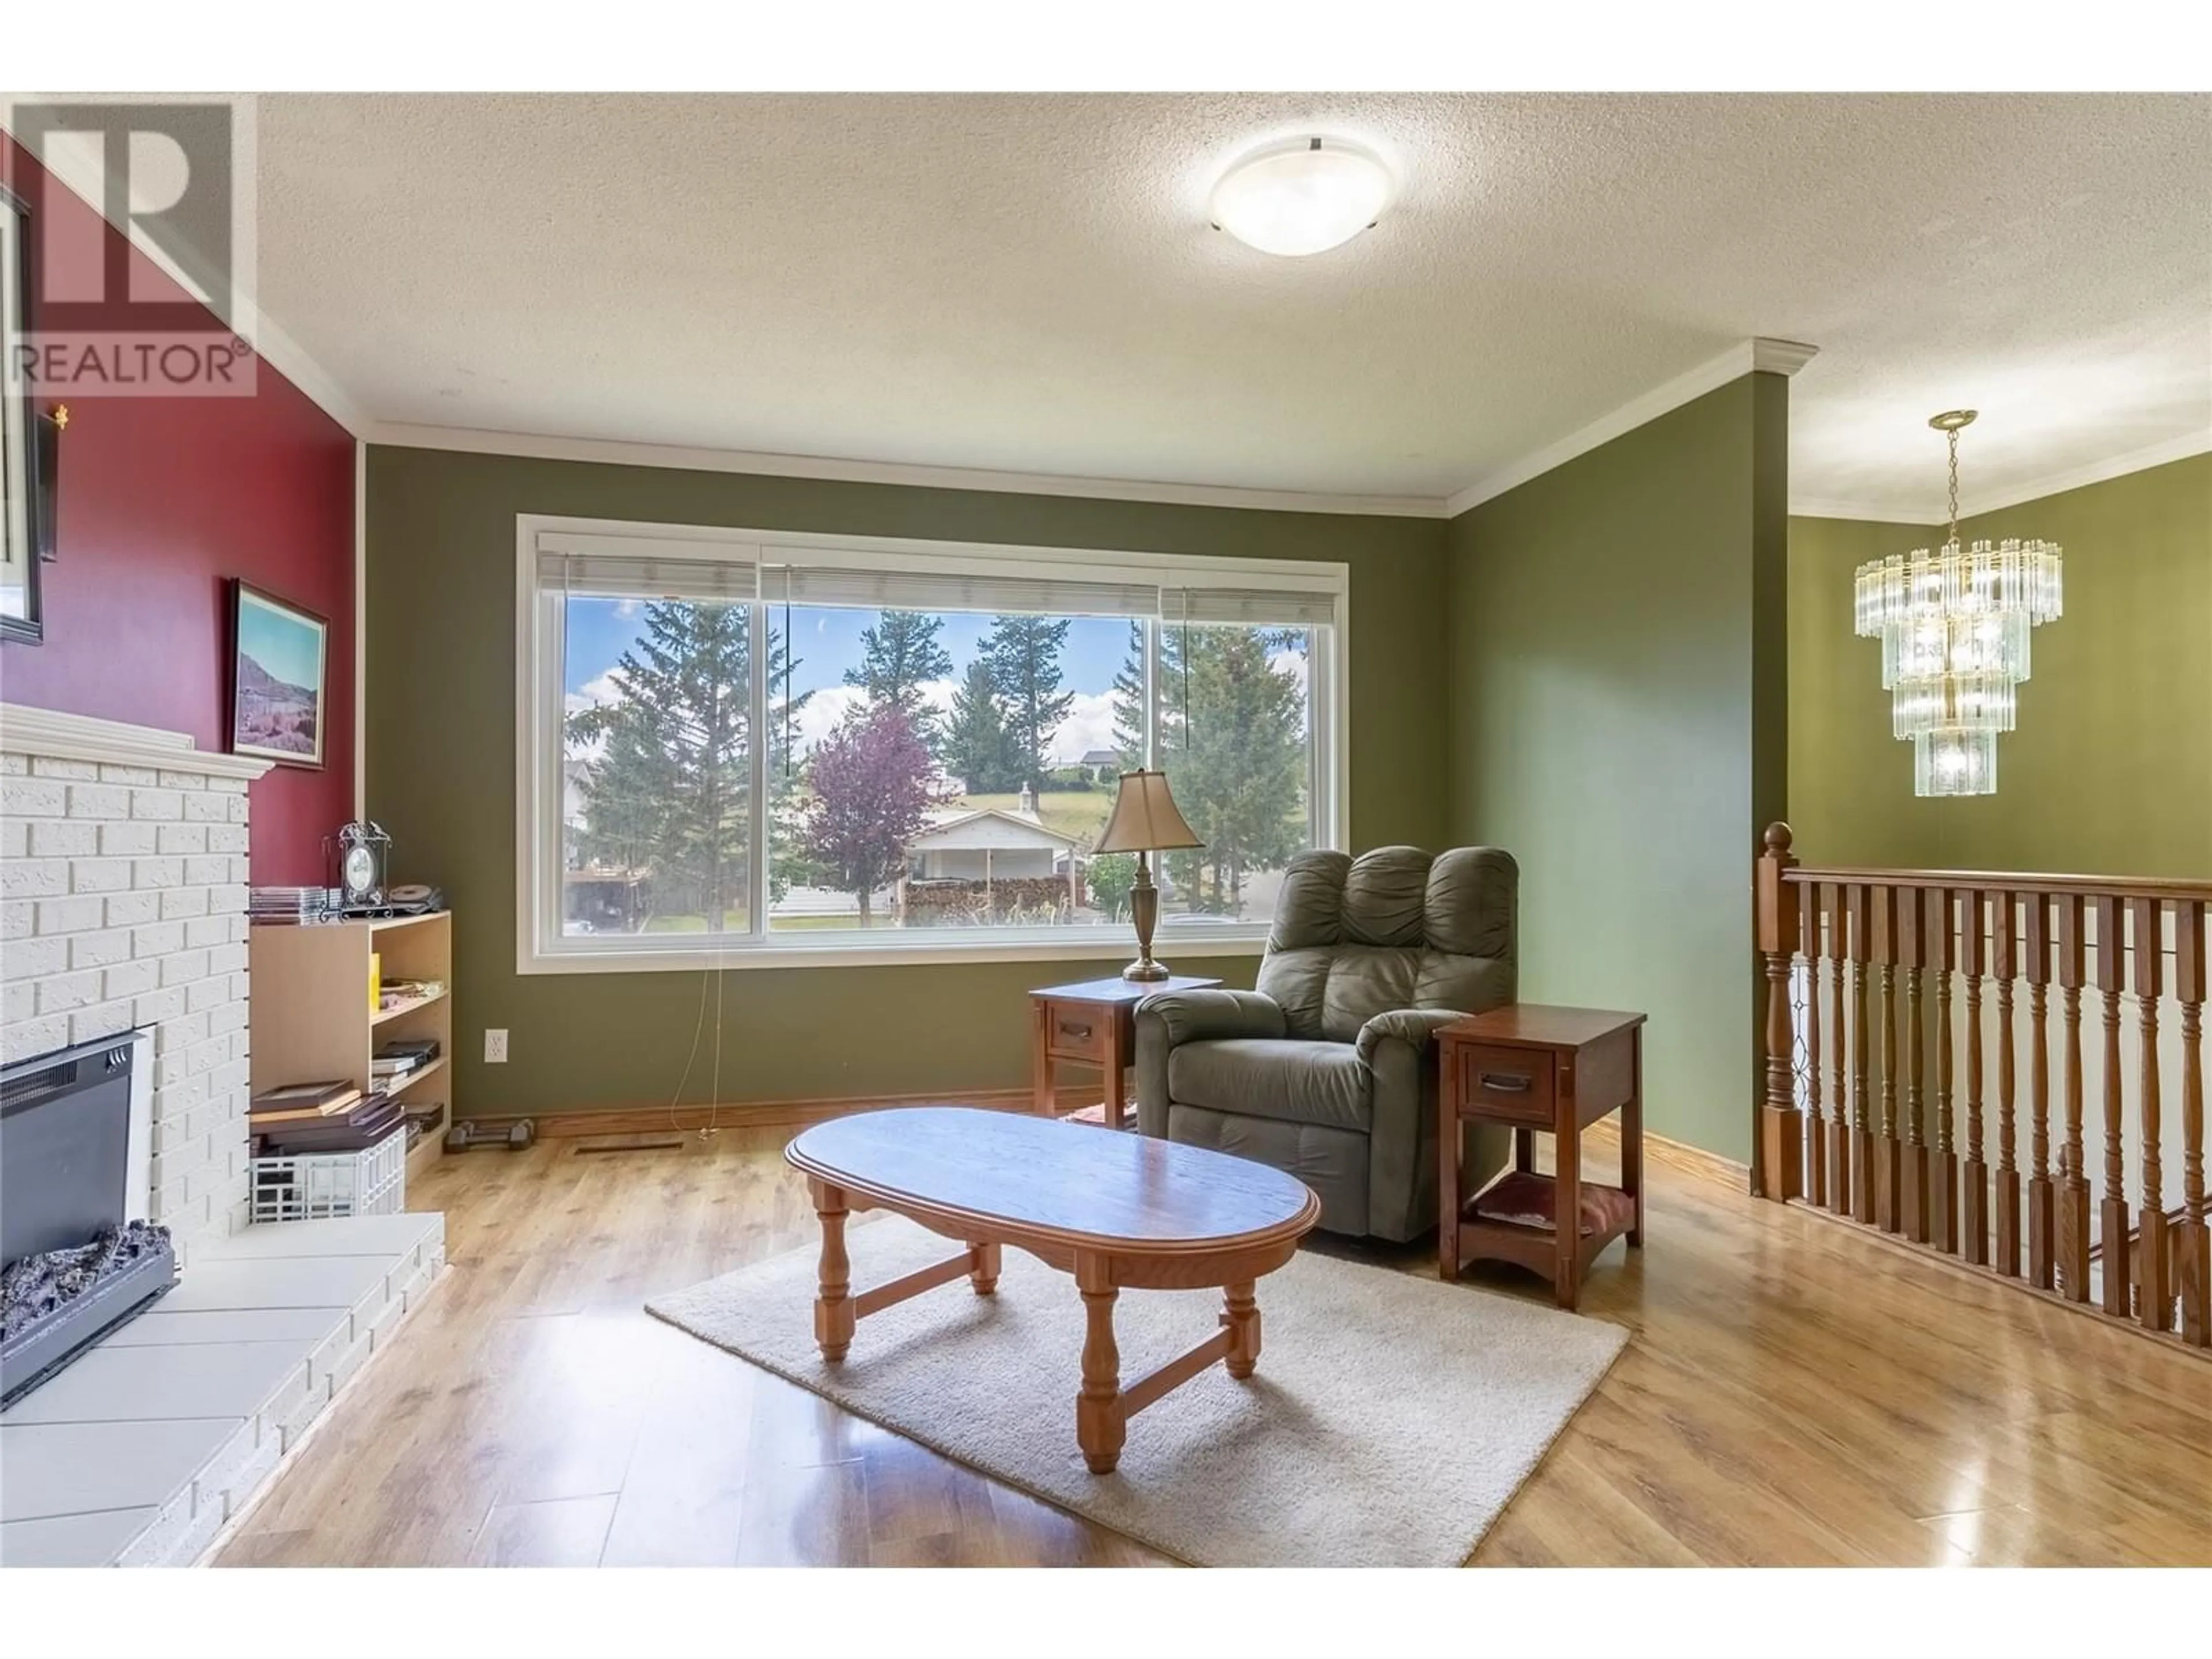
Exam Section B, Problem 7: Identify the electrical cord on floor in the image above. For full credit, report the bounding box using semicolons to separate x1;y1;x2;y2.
665;909;729;1143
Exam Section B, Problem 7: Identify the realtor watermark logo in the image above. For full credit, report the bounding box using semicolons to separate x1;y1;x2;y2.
5;94;259;397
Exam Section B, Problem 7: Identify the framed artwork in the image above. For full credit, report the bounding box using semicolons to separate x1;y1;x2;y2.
229;580;329;767
1;182;45;647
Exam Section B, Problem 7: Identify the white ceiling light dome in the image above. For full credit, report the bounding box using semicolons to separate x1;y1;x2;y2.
1209;136;1394;257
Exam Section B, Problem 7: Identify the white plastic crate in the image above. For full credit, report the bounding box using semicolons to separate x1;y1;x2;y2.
249;1126;407;1223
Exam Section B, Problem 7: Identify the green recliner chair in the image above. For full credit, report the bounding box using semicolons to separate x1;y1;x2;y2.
1132;845;1517;1242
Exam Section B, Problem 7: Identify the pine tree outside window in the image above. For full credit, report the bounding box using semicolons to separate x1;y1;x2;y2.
518;517;1344;972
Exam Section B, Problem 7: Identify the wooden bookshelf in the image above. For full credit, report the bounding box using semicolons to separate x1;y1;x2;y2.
248;910;454;1188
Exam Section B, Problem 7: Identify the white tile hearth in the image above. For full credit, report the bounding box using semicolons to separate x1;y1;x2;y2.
0;1211;445;1567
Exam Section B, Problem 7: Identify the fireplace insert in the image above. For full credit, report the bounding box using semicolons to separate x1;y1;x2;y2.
1;1033;176;1407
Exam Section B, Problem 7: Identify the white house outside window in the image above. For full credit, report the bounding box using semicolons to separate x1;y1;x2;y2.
517;516;1347;972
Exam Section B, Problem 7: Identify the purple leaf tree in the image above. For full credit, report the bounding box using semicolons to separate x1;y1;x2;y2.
801;703;946;926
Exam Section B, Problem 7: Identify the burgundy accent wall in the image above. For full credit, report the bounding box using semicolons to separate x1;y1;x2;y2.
2;137;355;884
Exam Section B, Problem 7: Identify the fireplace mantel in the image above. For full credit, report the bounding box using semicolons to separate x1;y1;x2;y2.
0;705;274;783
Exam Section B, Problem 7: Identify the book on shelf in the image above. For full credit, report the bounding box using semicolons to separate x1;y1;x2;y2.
372;1037;441;1080
249;1081;362;1122
255;1097;406;1156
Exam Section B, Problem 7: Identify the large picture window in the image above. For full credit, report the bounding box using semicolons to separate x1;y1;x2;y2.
518;518;1345;971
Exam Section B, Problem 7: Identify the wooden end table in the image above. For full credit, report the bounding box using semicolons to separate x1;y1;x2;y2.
1028;974;1222;1130
1437;1004;1646;1309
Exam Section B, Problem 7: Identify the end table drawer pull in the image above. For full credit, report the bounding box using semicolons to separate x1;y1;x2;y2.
1042;998;1112;1062
1453;1042;1556;1124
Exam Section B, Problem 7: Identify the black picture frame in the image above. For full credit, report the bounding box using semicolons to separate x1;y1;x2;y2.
1;181;46;647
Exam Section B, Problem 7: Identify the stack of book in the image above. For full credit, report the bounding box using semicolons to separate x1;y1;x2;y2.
371;1036;440;1087
248;886;342;925
249;1080;404;1156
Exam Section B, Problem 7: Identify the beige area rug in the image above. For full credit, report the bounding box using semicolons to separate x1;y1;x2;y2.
647;1217;1628;1567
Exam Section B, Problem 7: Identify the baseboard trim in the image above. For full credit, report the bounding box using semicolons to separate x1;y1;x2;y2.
528;1086;1041;1138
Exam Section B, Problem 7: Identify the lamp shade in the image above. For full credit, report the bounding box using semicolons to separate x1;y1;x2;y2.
1094;770;1203;854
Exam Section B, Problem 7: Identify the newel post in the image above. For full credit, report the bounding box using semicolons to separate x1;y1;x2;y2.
1755;823;1803;1202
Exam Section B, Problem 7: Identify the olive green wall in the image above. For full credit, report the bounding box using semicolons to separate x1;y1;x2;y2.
1444;374;1791;1161
365;446;1452;1116
1790;453;2212;878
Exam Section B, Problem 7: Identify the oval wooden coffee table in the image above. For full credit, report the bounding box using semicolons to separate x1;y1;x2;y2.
786;1106;1321;1474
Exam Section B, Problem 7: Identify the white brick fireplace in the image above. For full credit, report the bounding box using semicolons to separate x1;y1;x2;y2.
1;704;267;1257
0;704;445;1567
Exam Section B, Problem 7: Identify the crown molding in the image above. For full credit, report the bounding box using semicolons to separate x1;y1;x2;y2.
1445;336;1819;517
1955;427;2212;518
1750;338;1821;377
1786;496;1937;525
1790;428;2212;525
365;422;1452;519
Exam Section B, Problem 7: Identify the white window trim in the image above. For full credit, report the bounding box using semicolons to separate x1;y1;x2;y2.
514;512;1351;975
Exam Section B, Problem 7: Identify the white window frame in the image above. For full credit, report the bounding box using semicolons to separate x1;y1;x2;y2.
516;512;1350;974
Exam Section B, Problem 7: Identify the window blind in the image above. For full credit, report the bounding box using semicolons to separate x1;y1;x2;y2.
536;535;758;601
761;563;1161;619
532;532;1340;626
1160;586;1340;628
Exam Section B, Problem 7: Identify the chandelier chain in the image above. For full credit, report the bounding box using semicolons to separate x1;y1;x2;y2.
1946;429;1960;549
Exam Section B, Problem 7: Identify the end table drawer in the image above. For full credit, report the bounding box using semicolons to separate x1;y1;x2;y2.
1453;1045;1555;1125
1044;1000;1111;1063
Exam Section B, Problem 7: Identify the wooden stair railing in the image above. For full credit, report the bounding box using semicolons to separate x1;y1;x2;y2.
1755;824;2211;1354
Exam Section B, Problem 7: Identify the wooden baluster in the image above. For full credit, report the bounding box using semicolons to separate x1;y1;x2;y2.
1993;891;2021;1277
2133;897;2170;1332
1928;886;1958;1255
1827;883;1852;1217
2055;893;2092;1301
2175;899;2207;1346
1898;886;1929;1244
2025;893;2055;1291
1754;825;1802;1202
1802;888;1826;1210
1960;888;1990;1266
1849;884;1874;1225
1872;884;1902;1233
2094;894;2131;1318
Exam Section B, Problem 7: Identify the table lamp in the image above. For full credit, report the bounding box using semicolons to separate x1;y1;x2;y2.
1094;770;1205;982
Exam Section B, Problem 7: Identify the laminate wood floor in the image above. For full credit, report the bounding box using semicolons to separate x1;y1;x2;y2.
214;1119;2212;1567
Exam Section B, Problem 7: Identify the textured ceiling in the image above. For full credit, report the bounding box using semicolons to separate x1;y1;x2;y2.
251;92;2211;517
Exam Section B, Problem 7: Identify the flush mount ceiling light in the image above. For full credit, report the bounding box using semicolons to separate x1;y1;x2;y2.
1209;137;1392;257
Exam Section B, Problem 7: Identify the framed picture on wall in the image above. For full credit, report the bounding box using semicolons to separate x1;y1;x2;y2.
1;183;44;647
229;580;329;768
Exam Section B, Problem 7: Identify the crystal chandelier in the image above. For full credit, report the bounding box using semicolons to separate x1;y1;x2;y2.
1853;411;2063;797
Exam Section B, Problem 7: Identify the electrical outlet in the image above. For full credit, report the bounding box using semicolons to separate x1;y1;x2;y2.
484;1028;509;1063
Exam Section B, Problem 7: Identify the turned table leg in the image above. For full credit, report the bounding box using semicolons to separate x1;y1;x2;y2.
1074;1253;1124;1474
810;1179;855;1362
1222;1281;1261;1379
968;1240;1001;1296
